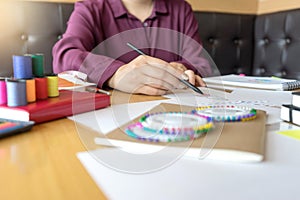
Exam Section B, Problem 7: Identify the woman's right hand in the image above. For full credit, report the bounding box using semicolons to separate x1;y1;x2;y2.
107;55;186;95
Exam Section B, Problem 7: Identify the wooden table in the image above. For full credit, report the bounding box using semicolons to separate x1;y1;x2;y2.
0;92;164;200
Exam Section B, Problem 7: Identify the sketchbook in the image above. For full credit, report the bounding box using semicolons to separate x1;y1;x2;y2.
84;103;267;163
203;74;300;91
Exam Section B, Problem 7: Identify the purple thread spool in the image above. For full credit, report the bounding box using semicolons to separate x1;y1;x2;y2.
6;79;27;107
0;78;7;105
13;55;33;79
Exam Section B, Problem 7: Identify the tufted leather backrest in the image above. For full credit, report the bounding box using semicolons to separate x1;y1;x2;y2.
0;1;256;78
253;9;300;79
194;12;255;76
0;1;73;77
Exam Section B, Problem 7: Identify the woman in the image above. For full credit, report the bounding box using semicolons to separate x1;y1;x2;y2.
52;0;211;95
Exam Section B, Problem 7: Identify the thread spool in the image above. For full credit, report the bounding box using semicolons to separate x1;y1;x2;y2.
0;78;7;105
26;79;36;103
6;79;27;107
31;54;44;77
35;77;48;100
47;75;59;97
12;55;33;79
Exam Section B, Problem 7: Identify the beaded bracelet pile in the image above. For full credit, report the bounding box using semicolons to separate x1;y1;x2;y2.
125;112;213;143
193;105;257;122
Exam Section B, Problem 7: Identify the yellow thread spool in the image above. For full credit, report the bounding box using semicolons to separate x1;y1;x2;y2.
47;75;59;97
26;79;36;102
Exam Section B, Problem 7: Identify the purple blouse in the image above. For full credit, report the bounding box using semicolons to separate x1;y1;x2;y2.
52;0;211;88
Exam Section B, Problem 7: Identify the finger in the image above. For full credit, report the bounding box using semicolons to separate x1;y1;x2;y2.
140;64;185;89
169;62;187;72
142;69;182;88
132;56;177;80
184;70;196;85
195;75;206;87
143;76;174;91
134;85;168;96
133;56;186;88
143;56;184;79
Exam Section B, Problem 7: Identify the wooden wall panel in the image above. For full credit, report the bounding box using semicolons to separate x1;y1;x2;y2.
257;0;300;14
186;0;258;14
24;0;300;14
187;0;300;14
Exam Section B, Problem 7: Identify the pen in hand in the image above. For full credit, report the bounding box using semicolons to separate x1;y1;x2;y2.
126;42;203;95
85;86;111;96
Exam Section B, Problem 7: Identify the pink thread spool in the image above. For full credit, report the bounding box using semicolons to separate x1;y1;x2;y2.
0;78;7;105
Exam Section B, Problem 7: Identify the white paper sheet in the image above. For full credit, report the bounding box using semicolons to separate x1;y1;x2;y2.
69;99;169;134
229;88;292;124
74;88;298;200
70;87;291;136
77;127;300;200
164;87;292;125
70;87;292;162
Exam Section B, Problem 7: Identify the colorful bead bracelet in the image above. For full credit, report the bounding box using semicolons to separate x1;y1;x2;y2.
140;112;212;131
124;112;213;143
125;122;209;143
193;105;257;122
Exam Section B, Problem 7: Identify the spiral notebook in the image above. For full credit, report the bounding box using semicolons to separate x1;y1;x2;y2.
203;74;300;91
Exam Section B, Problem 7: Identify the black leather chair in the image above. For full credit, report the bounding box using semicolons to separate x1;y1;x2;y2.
194;12;255;75
253;9;300;80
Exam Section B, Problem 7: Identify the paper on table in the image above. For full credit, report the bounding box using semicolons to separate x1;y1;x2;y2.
91;103;266;163
70;88;267;163
75;88;300;200
163;87;230;106
70;87;286;135
58;71;95;90
164;87;291;125
69;99;169;134
93;137;263;162
229;88;292;125
77;131;300;200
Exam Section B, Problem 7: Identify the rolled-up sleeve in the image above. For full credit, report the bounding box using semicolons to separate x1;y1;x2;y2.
52;1;124;88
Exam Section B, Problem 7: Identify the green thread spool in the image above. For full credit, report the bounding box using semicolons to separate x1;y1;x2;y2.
31;54;44;77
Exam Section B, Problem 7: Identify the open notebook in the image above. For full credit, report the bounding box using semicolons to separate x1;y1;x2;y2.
83;103;267;163
203;74;300;91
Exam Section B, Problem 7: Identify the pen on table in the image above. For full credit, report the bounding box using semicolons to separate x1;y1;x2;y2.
126;42;203;95
86;86;111;96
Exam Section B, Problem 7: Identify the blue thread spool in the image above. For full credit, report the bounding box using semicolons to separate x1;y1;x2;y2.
13;55;33;79
6;79;27;107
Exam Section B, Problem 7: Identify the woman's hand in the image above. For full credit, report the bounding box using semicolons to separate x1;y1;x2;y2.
184;70;206;87
170;62;206;87
108;55;186;95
